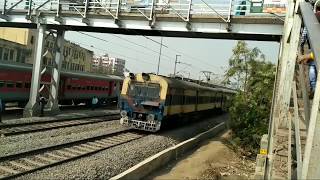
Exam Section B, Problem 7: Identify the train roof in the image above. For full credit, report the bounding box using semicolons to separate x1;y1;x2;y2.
144;74;236;93
0;61;123;81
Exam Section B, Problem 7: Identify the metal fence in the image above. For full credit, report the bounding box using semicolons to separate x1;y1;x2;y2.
0;0;285;21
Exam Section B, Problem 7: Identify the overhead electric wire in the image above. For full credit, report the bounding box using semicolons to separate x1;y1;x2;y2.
128;30;224;71
78;32;171;62
142;36;223;71
33;2;219;76
111;34;176;61
73;41;173;72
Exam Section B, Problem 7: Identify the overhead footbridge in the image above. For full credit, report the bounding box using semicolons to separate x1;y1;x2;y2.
0;0;284;41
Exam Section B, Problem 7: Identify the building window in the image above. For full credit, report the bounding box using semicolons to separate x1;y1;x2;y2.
0;47;3;61
21;53;26;63
16;49;21;62
43;57;47;65
30;36;34;45
9;49;14;61
3;48;9;61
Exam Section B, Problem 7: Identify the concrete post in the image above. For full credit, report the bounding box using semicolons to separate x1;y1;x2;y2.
254;134;268;179
48;29;65;114
23;25;46;117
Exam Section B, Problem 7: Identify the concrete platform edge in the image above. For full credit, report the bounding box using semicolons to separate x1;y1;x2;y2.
110;122;226;180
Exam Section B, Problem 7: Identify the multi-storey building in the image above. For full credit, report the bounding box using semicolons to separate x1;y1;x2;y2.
92;54;112;74
108;57;126;76
0;28;93;72
0;38;32;63
92;54;125;76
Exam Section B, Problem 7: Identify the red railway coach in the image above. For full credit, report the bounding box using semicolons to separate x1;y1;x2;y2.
0;62;123;109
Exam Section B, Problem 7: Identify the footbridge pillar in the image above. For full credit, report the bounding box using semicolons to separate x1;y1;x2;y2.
23;24;46;117
47;30;65;114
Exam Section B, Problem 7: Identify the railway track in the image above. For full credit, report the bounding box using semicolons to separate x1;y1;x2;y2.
0;129;145;179
0;114;120;136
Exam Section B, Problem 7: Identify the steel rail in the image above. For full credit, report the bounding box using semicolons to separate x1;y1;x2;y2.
0;129;145;179
0;114;120;136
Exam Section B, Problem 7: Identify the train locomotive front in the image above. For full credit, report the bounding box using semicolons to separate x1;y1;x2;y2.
119;73;166;132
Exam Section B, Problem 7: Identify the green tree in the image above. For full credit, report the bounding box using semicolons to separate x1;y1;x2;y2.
225;41;265;92
226;41;275;155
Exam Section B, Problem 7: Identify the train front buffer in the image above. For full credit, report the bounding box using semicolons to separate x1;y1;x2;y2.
119;96;164;132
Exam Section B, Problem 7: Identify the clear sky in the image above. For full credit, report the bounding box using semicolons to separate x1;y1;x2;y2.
65;31;280;80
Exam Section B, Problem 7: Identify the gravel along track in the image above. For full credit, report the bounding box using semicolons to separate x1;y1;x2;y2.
14;113;228;180
0;114;120;136
0;129;145;179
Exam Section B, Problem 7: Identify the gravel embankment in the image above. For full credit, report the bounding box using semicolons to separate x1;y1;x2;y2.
14;113;228;180
0;120;124;157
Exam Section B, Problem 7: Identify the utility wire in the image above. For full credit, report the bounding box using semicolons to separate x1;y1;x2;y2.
74;41;173;72
34;2;216;75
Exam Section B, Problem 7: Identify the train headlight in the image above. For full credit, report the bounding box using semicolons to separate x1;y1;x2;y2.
120;110;127;117
147;114;154;121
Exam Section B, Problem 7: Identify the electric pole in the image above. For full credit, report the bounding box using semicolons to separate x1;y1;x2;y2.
156;37;163;75
173;55;181;76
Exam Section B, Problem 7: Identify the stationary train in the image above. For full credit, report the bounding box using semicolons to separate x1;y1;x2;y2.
0;62;123;109
119;73;236;132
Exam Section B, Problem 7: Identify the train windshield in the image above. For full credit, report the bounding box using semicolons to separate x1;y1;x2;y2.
128;83;160;99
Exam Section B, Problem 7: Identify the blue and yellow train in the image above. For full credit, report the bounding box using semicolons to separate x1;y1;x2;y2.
119;73;236;132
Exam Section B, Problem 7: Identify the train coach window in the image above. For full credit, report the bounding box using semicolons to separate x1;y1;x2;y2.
95;87;98;91
165;95;172;105
72;86;76;90
0;81;4;88
91;86;94;90
6;82;15;88
77;86;81;90
87;86;90;90
98;87;102;91
16;82;23;88
82;86;86;90
24;82;31;88
67;85;71;90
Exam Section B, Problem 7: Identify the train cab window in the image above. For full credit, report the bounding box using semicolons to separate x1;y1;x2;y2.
16;82;23;88
25;82;31;88
67;85;71;90
0;81;4;88
6;82;15;88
